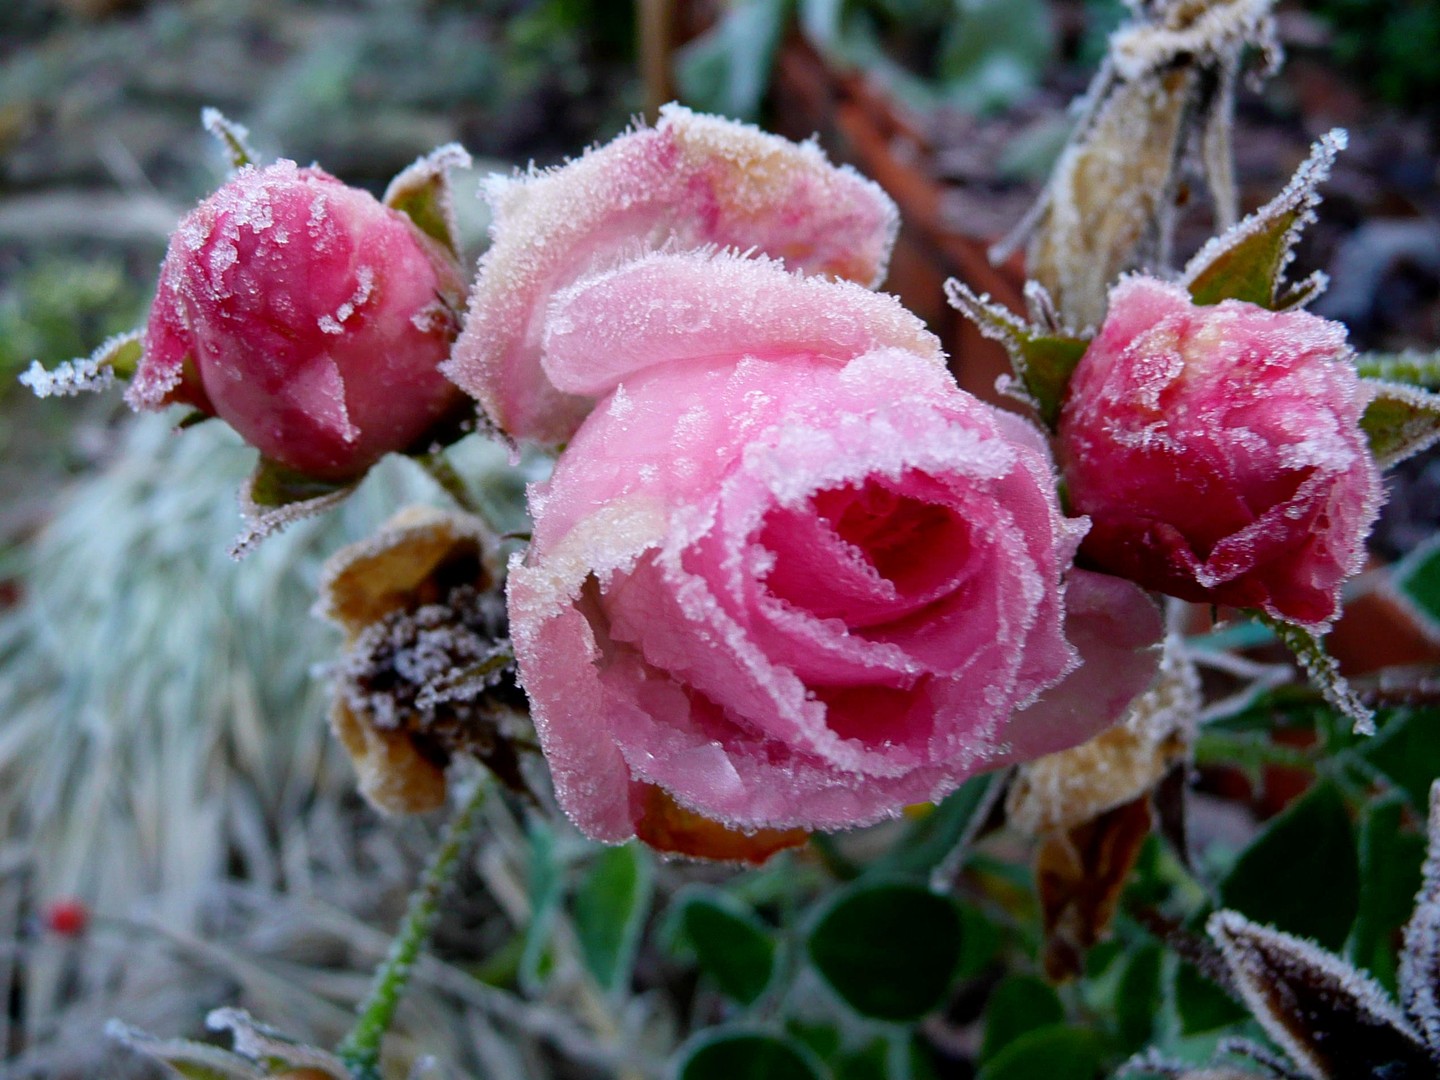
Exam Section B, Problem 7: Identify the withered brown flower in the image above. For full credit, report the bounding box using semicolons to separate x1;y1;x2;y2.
316;505;525;814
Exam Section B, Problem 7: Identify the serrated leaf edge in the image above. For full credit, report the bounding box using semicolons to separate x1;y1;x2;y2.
1360;379;1440;469
1210;909;1425;1080
1181;129;1346;307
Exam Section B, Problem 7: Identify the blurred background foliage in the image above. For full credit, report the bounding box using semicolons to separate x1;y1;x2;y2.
1;2;1440;1078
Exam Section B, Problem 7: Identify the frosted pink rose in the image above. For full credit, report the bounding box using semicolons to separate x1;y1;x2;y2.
130;160;465;480
1058;276;1382;630
444;104;899;445
508;254;1161;840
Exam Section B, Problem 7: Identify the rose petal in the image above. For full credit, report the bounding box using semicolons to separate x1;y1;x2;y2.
542;249;939;397
994;569;1164;764
445;105;900;444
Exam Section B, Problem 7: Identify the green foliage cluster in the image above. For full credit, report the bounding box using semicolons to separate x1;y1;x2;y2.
677;0;1059;121
1309;0;1440;110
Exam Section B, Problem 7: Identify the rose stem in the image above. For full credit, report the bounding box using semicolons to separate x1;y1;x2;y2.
336;778;490;1080
417;449;498;527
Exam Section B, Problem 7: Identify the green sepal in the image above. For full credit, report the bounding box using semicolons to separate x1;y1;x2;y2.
1359;379;1440;468
1182;130;1345;309
1263;614;1375;736
944;279;1089;427
232;458;358;558
383;144;473;263
19;329;142;399
245;458;353;509
201;107;258;171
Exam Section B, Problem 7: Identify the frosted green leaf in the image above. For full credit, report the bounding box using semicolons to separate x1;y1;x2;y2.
1359;380;1440;469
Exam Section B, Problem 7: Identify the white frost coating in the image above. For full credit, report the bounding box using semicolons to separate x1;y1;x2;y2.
1210;909;1425;1079
1401;780;1440;1049
1361;378;1440;469
1182;129;1348;294
20;328;141;398
1109;0;1278;83
319;265;376;334
20;357;115;398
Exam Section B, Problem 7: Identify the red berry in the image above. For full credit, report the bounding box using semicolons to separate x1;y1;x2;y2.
44;898;88;937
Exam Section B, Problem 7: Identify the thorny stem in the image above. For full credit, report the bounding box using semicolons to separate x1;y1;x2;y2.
337;779;490;1080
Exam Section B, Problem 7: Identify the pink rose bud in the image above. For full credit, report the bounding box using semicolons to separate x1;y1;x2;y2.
1058;276;1382;630
508;253;1161;841
446;104;899;445
129;161;465;481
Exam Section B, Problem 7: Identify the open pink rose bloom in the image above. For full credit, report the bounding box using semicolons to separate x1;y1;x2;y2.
130;160;465;480
508;252;1163;840
1058;276;1382;631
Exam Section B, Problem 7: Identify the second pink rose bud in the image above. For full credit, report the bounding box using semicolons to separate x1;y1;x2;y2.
130;160;467;481
1058;276;1382;631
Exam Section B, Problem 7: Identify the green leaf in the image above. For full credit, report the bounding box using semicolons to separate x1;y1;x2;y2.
1218;780;1359;950
937;0;1054;114
1351;793;1425;993
808;880;962;1021
943;279;1088;426
1355;349;1440;390
1182;130;1345;308
382;144;472;261
520;818;562;994
245;458;353;509
956;903;1002;979
1115;943;1163;1053
1173;952;1248;1034
572;842;653;993
786;1021;842;1063
980;974;1064;1063
832;1039;887;1080
676;1030;826;1080
674;0;792;121
974;1025;1103;1080
678;890;776;1005
1359;380;1440;468
1362;707;1440;815
1392;534;1440;643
